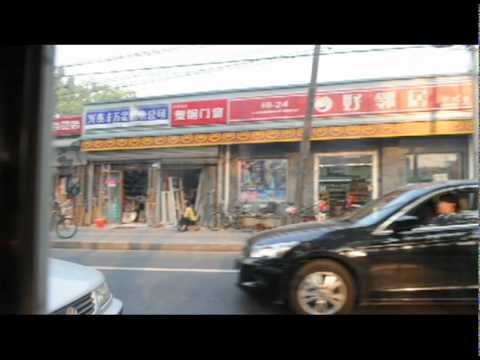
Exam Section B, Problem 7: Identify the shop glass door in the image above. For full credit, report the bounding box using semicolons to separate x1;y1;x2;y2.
315;152;378;219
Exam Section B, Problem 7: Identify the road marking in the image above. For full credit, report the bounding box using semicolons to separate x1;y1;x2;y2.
92;266;239;273
50;248;241;255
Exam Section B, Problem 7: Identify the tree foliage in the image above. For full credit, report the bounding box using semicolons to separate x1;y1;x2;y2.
55;67;136;116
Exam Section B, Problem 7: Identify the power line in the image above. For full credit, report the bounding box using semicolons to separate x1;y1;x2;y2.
57;45;209;69
82;45;470;90
61;45;442;78
56;48;315;101
56;45;467;102
62;52;313;77
89;45;290;87
56;56;288;102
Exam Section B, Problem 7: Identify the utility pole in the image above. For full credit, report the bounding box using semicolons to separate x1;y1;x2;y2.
469;44;479;181
294;45;321;222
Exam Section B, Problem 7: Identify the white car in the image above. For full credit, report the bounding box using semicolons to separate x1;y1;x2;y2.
48;258;123;315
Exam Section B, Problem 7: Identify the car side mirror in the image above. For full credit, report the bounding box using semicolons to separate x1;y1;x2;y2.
391;215;419;233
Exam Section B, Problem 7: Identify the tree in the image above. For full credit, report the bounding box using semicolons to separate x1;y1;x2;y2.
55;67;136;116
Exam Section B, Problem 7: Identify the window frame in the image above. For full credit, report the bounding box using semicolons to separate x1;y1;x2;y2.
314;151;379;210
372;185;478;236
405;151;464;184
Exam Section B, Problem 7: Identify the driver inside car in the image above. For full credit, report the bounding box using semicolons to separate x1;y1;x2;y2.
429;193;461;226
409;193;461;227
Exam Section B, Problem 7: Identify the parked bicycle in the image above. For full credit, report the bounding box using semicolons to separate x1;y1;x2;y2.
206;203;243;230
50;200;78;239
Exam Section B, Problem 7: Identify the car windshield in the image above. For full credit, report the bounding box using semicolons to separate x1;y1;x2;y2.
342;188;419;226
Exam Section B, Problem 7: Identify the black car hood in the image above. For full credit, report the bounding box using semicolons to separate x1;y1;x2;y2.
247;219;349;247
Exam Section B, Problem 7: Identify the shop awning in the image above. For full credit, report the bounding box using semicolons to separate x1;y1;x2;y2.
83;147;219;164
81;118;474;152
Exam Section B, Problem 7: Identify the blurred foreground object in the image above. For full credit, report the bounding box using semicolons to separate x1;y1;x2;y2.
0;46;55;314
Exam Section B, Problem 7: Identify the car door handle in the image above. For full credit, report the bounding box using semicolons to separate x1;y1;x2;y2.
456;241;477;246
383;238;401;244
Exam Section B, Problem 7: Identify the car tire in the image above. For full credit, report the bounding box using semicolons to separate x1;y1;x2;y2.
289;259;356;315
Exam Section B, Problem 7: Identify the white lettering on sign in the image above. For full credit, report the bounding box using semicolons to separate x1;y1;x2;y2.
314;96;334;113
212;107;224;119
187;109;199;120
439;95;461;108
87;114;96;125
113;112;121;123
199;108;211;119
261;102;273;109
343;94;363;112
54;120;80;133
147;110;156;120
96;113;105;123
374;91;396;110
175;110;186;120
120;111;129;122
156;108;167;118
273;100;289;109
137;109;147;121
129;108;142;121
407;89;429;108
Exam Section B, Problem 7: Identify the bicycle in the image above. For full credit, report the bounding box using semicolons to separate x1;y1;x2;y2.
50;200;78;239
204;203;243;231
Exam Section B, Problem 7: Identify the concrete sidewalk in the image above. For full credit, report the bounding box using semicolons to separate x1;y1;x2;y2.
49;225;254;252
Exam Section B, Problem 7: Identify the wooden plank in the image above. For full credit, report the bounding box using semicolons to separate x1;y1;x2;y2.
167;189;177;224
194;171;204;212
155;168;162;225
197;168;209;226
167;177;177;222
206;166;217;228
216;160;223;228
161;191;167;224
179;178;186;213
173;189;181;220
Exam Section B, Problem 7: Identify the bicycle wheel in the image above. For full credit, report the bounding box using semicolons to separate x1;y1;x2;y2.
56;217;78;239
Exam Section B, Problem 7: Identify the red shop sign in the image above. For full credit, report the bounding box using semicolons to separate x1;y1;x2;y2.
230;94;306;122
172;99;228;127
53;116;82;136
229;82;472;122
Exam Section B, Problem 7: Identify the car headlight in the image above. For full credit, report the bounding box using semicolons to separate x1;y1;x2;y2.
93;282;112;310
249;241;299;259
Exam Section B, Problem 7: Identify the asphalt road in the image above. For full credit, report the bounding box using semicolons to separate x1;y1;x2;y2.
49;249;475;315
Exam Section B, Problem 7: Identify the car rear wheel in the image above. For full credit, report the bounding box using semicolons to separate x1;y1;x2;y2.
289;260;356;315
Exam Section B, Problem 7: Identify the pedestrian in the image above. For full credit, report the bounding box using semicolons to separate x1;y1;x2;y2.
178;200;199;232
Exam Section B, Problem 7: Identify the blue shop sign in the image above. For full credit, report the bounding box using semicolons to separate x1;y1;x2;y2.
85;104;170;129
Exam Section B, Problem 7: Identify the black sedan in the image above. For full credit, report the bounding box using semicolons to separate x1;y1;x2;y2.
236;180;478;315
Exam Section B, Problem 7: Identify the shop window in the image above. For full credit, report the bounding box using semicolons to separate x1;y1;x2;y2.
239;159;287;203
317;153;376;219
406;153;462;183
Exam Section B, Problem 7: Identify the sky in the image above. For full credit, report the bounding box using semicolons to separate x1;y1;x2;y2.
54;45;473;98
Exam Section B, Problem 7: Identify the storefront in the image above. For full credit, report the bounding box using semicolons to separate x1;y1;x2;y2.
80;74;474;228
51;116;85;223
80;147;219;226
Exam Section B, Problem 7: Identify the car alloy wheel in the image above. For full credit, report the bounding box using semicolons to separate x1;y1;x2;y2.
297;271;348;315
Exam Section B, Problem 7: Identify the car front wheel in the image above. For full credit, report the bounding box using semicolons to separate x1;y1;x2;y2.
289;260;356;315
